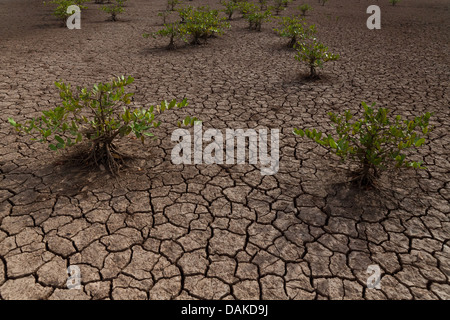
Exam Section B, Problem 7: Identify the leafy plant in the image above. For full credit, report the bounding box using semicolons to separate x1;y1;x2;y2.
293;102;433;187
143;22;187;50
270;0;286;15
245;9;272;31
221;0;239;20
389;0;400;6
258;0;268;10
298;4;312;16
8;76;198;174
158;10;172;25
167;0;181;11
294;38;339;78
282;0;292;7
44;0;88;24
237;1;257;17
180;6;231;45
274;16;316;47
101;0;125;21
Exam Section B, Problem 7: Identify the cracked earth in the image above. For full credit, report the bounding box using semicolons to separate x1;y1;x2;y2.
0;0;449;300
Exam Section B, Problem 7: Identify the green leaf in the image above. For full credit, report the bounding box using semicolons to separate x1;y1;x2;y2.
414;138;425;147
55;135;65;144
329;139;337;149
8;118;17;126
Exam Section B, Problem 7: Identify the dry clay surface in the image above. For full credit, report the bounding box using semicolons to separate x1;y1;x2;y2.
0;0;449;300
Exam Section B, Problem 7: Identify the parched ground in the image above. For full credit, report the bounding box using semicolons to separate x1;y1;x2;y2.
0;0;449;300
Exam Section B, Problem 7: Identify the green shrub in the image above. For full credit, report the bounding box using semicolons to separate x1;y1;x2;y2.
44;0;88;24
237;1;257;17
258;0;268;10
180;6;230;45
274;16;316;47
158;10;172;25
293;102;433;187
8;76;198;174
221;0;239;20
294;38;339;78
298;4;312;16
143;22;187;50
101;0;125;21
167;0;181;11
245;9;272;31
282;0;292;7
270;0;287;15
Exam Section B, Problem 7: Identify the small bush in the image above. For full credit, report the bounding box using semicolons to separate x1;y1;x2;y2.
245;9;272;31
237;1;257;17
294;38;339;78
143;22;187;50
101;0;125;21
282;0;292;7
158;10;172;25
44;0;88;24
167;0;181;11
9;76;198;174
293;102;433;187
270;0;286;15
258;0;268;10
274;16;316;47
180;6;231;45
221;0;239;20
298;4;313;16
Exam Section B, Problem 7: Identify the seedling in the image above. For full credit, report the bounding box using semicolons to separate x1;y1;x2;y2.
8;76;198;174
293;103;433;187
167;0;181;11
294;38;339;78
389;0;400;6
274;16;316;47
246;9;272;31
101;0;125;21
221;0;239;20
258;0;268;10
144;22;187;50
158;10;172;25
237;1;257;17
270;0;286;15
44;0;88;25
298;4;313;16
180;6;230;45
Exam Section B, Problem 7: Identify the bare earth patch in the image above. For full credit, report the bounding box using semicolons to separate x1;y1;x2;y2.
0;0;449;300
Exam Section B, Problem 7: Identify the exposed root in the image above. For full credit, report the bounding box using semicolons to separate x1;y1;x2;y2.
84;142;125;175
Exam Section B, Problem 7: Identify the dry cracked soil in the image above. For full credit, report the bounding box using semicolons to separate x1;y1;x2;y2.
0;0;449;300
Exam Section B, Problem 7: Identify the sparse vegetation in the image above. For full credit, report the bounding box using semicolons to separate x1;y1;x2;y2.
245;9;272;31
293;102;433;187
8;76;198;174
221;0;239;20
167;0;181;11
101;0;126;21
274;16;316;47
294;38;339;78
298;4;313;16
180;6;231;45
43;0;88;24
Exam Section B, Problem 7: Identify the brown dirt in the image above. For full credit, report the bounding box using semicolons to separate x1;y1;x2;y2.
0;0;449;300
